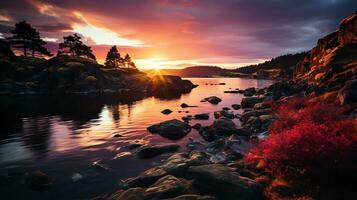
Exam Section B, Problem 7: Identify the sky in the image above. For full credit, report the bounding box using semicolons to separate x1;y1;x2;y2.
0;0;356;69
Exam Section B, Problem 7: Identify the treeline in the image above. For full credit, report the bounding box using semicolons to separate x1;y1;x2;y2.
4;21;136;68
233;52;308;74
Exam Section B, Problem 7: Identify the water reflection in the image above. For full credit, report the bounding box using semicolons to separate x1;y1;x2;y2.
0;78;274;200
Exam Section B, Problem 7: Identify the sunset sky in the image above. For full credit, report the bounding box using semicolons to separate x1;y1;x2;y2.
0;0;356;69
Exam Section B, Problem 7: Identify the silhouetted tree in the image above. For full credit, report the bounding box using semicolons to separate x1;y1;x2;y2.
6;21;52;57
105;46;122;68
123;53;136;69
57;33;96;60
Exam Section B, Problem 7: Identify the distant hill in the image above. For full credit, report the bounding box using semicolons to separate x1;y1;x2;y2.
154;53;308;79
148;66;227;77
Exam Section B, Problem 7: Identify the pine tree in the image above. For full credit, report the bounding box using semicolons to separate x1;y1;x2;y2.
6;21;52;57
105;46;121;68
123;53;136;68
58;33;96;60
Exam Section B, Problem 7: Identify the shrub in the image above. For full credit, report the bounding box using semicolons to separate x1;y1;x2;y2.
246;97;357;182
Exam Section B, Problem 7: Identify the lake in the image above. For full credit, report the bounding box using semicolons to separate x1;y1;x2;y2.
0;77;274;200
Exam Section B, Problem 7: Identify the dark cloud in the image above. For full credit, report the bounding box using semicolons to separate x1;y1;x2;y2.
37;23;72;32
1;0;357;67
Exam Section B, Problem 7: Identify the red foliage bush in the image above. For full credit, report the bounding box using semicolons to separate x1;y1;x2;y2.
246;98;357;182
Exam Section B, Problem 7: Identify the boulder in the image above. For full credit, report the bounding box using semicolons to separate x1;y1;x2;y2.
243;87;256;97
231;104;241;110
144;175;189;199
201;96;222;104
240;108;272;123
162;109;173;115
105;187;146;200
125;167;168;188
198;118;246;141
191;123;202;131
219;110;235;119
194;113;209;120
147;119;191;140
241;97;263;108
338;80;357;105
187;164;263;200
137;144;180;159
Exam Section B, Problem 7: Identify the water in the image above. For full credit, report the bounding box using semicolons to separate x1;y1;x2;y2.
0;78;274;200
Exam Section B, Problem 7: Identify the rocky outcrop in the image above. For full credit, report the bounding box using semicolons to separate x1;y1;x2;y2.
0;48;197;96
295;12;357;97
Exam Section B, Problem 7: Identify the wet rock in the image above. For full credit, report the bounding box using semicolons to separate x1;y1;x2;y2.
224;90;240;93
105;187;146;200
187;137;203;149
187;164;263;200
218;83;226;85
231;104;241;110
201;96;222;104
26;171;53;190
241;97;264;108
194;113;209;120
191;123;202;131
213;111;221;119
162;109;173;115
219;110;235;119
180;103;190;108
147;119;191;140
144;175;189;199
222;107;230;110
253;102;270;110
137;144;180;159
182;115;193;123
199;118;243;141
125;167;168;188
240;108;272;123
243;87;256;97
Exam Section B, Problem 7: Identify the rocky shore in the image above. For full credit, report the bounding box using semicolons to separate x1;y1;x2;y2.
93;11;357;200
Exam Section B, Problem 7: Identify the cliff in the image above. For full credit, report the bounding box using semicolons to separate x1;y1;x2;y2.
295;12;357;91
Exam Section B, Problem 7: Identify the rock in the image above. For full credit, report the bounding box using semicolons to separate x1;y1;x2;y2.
105;187;146;200
182;116;193;123
181;103;189;108
191;123;202;130
201;96;222;104
243;87;256;97
231;104;241;110
219;110;235;119
147;119;191;140
137;144;180;159
338;80;357;105
165;194;217;200
241;97;264;108
218;83;226;85
162;109;173;115
213;111;221;119
199;118;244;141
194;113;209;120
240;108;272;123
144;175;189;199
26;171;53;190
224;90;240;93
222;107;230;110
125;167;168;188
187;164;263;200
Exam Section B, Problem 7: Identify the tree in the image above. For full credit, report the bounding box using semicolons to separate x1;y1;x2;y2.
104;46;121;68
57;33;96;60
123;53;136;69
6;21;52;57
